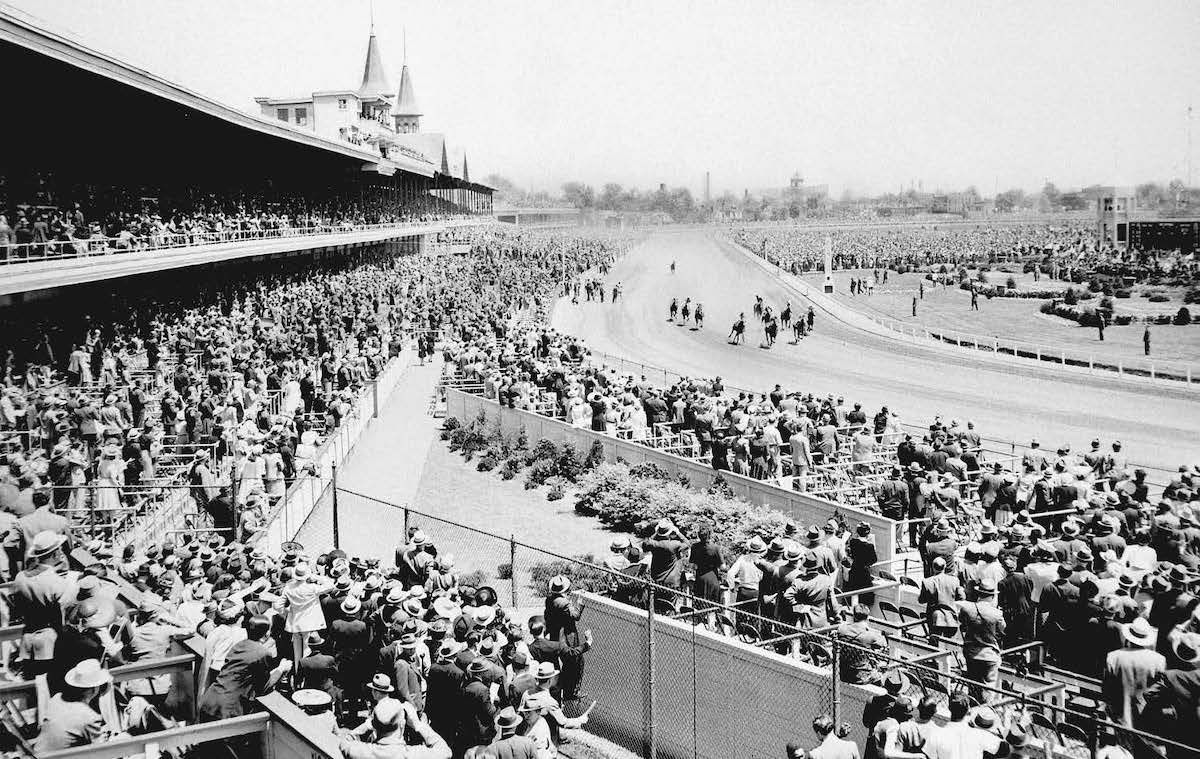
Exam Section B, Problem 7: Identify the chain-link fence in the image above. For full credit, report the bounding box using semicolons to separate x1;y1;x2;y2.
327;487;1199;759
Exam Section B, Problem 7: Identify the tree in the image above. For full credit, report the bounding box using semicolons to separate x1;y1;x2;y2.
560;182;595;209
598;183;624;210
482;173;528;207
994;188;1027;212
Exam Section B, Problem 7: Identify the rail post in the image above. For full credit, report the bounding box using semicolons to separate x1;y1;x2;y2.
372;380;379;419
510;534;517;608
830;637;841;724
645;585;657;759
403;504;410;537
331;463;340;550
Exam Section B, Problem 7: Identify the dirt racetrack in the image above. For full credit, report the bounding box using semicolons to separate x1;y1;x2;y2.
551;229;1200;471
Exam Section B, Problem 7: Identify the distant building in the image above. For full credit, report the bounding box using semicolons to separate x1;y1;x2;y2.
254;25;463;178
786;173;830;211
1096;186;1200;252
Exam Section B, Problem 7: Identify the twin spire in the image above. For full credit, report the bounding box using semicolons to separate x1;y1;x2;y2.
358;21;420;118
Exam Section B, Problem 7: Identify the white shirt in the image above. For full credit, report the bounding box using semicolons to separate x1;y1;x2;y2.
922;721;1000;759
205;621;247;671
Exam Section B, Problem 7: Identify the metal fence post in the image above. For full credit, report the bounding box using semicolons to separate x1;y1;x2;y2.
509;534;517;608
372;380;380;419
830;637;841;725
645;585;657;759
331;463;340;550
403;504;410;538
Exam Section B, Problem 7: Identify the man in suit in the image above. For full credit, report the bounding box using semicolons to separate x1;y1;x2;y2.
919;556;964;640
1104;616;1166;726
834;605;887;686
957;578;1006;702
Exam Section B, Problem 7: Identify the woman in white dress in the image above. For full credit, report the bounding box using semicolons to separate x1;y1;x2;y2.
262;443;285;503
95;444;125;514
281;372;302;419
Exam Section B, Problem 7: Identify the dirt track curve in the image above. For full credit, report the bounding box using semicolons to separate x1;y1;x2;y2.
551;229;1200;468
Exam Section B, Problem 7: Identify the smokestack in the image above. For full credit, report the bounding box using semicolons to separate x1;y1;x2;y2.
704;172;711;204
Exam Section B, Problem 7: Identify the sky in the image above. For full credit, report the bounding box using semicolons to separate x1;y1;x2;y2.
8;0;1200;197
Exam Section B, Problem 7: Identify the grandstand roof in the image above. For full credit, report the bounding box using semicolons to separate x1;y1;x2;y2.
0;3;437;178
395;64;421;116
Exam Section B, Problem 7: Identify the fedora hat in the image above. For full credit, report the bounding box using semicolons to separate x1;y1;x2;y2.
653;519;675;537
495;706;521;731
1172;633;1200;665
65;659;113;690
27;530;66;559
473;605;497;627
466;658;490;676
548;575;571;594
979;520;997;536
882;670;909;693
368;674;394;693
436;640;462;663
783;541;803;562
533;661;560;681
746;536;767;554
410;531;429;547
398;632;421;649
1122;617;1155;647
386;585;407;605
341;595;362;615
432;596;460;620
972;707;997;729
519;690;554;713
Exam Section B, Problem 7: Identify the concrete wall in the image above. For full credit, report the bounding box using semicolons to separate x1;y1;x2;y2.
445;388;897;562
578;592;880;759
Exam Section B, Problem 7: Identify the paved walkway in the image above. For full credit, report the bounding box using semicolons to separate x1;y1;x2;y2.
294;359;444;553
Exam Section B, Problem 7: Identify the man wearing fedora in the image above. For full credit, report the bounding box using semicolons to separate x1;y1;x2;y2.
33;658;114;753
339;699;451;759
486;706;539;759
458;658;498;754
921;694;1002;759
13;529;73;680
642;519;688;590
956;577;1005;702
199;615;291;722
1139;632;1200;754
426;640;464;745
1104;616;1166;726
919;556;964;640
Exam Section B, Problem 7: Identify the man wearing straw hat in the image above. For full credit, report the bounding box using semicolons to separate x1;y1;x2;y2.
956;577;1006;702
33;658;114;753
13;529;72;679
339;699;451;759
1103;616;1165;726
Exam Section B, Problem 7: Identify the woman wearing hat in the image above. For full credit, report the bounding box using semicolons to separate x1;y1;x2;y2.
33;659;114;753
281;562;335;678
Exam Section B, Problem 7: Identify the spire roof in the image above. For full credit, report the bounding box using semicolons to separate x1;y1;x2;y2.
462;153;470;182
359;31;392;98
395;64;421;116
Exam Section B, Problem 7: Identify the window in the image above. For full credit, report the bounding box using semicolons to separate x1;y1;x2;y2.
295;108;308;126
338;98;347;110
276;108;289;121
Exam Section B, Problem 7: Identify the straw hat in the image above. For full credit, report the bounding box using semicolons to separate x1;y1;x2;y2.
65;659;113;689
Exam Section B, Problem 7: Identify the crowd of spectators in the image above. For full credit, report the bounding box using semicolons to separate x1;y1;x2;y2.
446;313;1200;755
733;223;1199;286
0;191;475;262
0;226;635;758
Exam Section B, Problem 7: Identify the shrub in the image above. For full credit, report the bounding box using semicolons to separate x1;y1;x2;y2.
547;485;565;501
527;555;612;598
525;458;558;489
1185;288;1200;305
495;562;513;580
458;569;489;590
525;439;559;466
1006;276;1017;289
476;454;499;472
572;461;796;558
628;461;672;481
1039;300;1057;315
555;443;585;483
1114;315;1134;326
1115;289;1132;299
1175;307;1192;326
440;416;461;440
1149;294;1170;303
1100;296;1114;312
1063;287;1078;305
500;458;522;480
